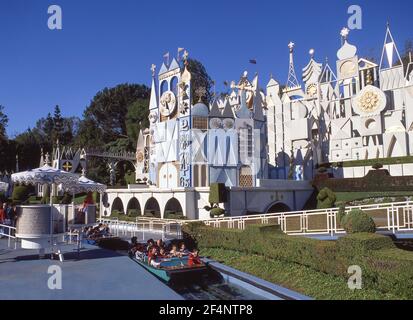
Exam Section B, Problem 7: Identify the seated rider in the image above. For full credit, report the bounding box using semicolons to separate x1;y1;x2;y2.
156;239;165;250
158;247;168;259
179;242;189;256
147;247;161;268
188;249;202;267
168;244;180;257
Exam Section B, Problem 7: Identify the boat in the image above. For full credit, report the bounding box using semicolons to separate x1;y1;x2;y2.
131;250;208;283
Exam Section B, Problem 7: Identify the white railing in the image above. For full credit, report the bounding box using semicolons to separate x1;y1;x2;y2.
202;201;413;236
0;224;18;249
97;217;182;240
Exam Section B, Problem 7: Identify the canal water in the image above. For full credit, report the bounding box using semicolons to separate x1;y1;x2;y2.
169;268;270;300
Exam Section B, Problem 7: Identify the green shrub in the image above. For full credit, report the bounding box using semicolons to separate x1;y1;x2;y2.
209;183;227;204
60;193;72;205
183;224;413;298
337;204;346;226
127;209;141;217
210;207;225;217
12;186;30;204
317;187;336;209
245;224;282;234
338;233;394;257
341;209;376;234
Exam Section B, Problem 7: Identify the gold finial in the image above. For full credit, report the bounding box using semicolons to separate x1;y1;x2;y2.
150;64;156;77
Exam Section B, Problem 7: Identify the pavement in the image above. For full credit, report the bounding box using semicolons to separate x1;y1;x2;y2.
0;238;183;300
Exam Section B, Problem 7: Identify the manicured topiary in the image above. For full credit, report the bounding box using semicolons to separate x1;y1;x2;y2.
210;207;225;217
317;187;336;209
12;185;30;204
372;163;383;170
341;209;376;234
208;183;227;204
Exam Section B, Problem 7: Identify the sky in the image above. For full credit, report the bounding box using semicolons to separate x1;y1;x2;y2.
0;0;412;136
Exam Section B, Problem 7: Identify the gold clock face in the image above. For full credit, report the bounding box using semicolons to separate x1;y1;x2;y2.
340;60;356;78
159;91;177;117
137;152;144;163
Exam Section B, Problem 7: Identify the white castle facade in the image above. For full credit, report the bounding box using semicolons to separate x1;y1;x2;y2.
105;25;413;219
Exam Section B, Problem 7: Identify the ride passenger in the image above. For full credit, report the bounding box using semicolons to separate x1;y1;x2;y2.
148;247;161;268
156;239;165;249
179;242;189;255
169;244;180;257
146;239;155;252
158;247;168;259
188;249;202;267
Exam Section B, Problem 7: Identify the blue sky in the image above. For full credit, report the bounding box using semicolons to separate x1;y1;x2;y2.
0;0;412;136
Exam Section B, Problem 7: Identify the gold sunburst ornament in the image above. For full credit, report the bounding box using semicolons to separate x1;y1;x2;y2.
353;85;386;116
359;91;379;112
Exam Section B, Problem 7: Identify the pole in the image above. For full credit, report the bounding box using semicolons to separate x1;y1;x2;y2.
50;183;54;258
99;192;103;220
72;191;76;225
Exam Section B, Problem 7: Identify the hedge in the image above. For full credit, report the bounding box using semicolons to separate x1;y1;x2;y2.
12;186;30;204
183;223;413;298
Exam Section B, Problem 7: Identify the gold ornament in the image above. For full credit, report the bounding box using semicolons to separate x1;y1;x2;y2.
137;152;144;163
359;91;379;112
306;83;317;97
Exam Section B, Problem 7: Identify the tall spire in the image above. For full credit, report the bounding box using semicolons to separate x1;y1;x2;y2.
379;22;402;70
149;64;158;110
286;41;300;90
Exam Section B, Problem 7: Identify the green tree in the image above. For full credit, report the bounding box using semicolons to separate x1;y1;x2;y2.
52;105;64;142
187;59;214;105
125;98;149;146
0;105;8;140
78;83;150;146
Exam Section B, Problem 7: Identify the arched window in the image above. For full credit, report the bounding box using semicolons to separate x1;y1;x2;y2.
160;80;168;95
170;76;178;96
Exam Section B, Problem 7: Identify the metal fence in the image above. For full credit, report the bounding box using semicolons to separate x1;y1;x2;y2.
97;217;183;241
202;201;413;236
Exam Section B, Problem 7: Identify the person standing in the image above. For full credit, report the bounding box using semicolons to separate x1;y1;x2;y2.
0;203;5;237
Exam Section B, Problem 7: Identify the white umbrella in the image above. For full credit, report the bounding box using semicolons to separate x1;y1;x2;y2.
62;171;107;222
0;181;8;193
11;165;78;187
11;164;79;248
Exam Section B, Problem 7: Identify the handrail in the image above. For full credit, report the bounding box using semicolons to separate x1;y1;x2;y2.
0;224;17;249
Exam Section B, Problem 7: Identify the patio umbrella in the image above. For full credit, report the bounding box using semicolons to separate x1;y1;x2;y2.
62;171;107;222
11;164;79;247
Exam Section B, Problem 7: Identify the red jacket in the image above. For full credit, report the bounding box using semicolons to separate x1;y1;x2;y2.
0;208;5;223
188;253;201;266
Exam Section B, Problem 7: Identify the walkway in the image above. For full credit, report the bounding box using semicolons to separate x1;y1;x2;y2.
0;239;182;300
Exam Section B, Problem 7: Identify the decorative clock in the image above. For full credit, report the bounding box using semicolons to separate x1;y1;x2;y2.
159;91;177;117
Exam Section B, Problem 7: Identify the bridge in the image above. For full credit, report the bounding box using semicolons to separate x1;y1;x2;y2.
85;148;136;161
